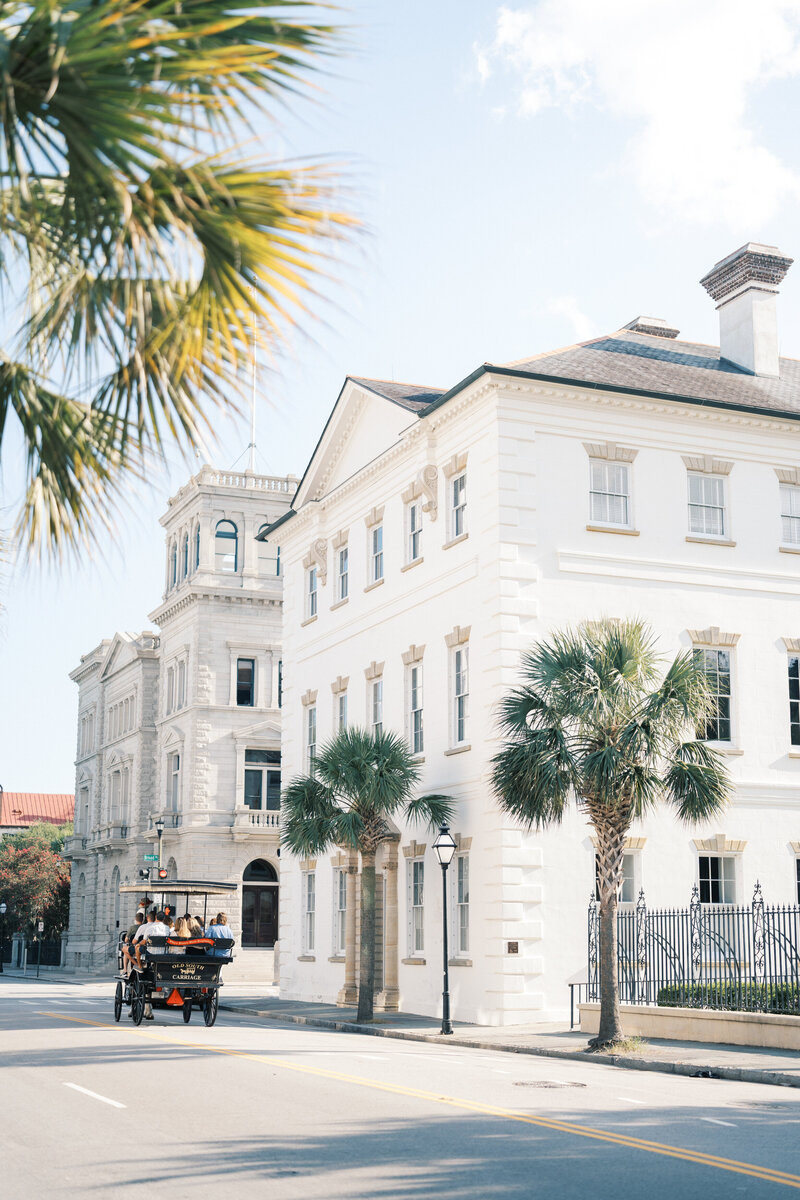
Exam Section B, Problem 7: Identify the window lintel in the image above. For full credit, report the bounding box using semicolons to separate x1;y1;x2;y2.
688;626;740;647
682;455;733;476
583;441;638;463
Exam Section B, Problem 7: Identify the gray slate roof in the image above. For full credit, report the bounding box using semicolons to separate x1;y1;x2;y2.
352;331;800;422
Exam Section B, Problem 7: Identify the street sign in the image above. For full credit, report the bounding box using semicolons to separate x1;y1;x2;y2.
143;854;158;861
37;920;44;932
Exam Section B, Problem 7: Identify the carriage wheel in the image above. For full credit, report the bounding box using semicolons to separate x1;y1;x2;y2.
183;997;192;1024
114;981;123;1023
203;990;219;1027
131;977;146;1026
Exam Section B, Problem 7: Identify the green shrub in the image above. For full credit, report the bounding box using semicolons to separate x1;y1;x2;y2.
656;982;800;1013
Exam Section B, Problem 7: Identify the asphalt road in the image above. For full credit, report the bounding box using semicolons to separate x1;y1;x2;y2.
3;977;800;1199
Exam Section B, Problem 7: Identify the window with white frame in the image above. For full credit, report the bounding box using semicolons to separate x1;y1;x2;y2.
371;679;383;734
302;871;316;952
306;706;317;773
589;460;630;526
781;484;800;545
78;786;89;834
333;869;347;955
698;854;736;904
244;749;281;810
693;647;732;742
168;751;181;810
789;655;800;746
409;858;424;954
215;519;238;573
451;473;466;539
407;501;422;563
236;657;255;707
408;664;423;755
595;851;637;903
371;525;384;583
337;691;348;732
109;770;121;822
688;473;726;537
337;546;349;601
455;854;469;955
257;524;281;575
306;566;318;619
453;646;469;745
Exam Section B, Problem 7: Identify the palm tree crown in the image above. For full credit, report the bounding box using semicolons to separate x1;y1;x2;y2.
491;618;730;1046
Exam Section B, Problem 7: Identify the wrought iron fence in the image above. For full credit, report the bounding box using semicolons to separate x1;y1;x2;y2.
588;883;800;1015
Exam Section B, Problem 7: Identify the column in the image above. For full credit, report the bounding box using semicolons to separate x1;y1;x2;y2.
337;852;359;1006
375;838;399;1011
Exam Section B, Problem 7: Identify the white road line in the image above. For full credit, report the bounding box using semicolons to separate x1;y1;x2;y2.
63;1083;126;1109
618;1097;646;1105
702;1117;737;1127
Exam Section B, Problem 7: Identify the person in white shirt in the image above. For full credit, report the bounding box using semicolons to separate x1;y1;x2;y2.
132;912;170;969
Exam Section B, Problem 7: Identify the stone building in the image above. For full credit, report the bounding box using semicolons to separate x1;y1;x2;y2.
63;466;295;980
266;242;800;1023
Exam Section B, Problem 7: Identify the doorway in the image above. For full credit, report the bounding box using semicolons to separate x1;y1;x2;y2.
242;859;279;947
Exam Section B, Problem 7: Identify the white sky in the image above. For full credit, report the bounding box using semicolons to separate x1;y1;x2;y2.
5;0;800;790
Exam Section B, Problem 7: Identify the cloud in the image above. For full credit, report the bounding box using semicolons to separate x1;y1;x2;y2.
479;0;800;227
546;295;598;342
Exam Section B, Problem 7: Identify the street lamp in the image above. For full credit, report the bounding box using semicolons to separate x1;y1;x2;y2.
433;824;457;1035
0;902;6;975
154;817;165;869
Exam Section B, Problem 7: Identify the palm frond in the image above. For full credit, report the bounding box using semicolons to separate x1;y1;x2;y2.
663;740;730;824
405;793;456;830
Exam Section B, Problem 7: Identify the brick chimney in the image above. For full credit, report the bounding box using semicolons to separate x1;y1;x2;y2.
700;243;793;377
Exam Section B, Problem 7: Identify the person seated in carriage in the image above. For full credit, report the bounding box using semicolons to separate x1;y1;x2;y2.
132;910;170;969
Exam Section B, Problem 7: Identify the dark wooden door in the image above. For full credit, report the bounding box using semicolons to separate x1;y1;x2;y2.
242;885;278;947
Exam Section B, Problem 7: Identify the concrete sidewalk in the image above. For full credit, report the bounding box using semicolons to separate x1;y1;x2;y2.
220;991;800;1091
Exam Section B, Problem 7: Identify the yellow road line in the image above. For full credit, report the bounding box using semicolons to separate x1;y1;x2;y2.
37;1011;800;1189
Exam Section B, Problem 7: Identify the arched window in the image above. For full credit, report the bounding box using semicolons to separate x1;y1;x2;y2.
194;523;201;571
257;524;281;576
243;858;278;882
170;541;178;588
242;858;278;947
182;532;189;578
215;520;238;573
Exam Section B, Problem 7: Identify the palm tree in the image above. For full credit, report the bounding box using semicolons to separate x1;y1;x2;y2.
490;618;730;1048
0;0;354;556
282;726;454;1023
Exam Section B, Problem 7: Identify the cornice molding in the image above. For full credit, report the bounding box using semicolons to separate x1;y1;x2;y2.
692;834;747;853
688;625;740;647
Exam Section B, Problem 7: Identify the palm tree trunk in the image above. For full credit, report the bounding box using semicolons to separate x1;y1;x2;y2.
591;811;630;1047
356;851;376;1022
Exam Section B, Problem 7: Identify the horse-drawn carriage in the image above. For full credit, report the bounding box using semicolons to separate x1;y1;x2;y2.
115;880;237;1027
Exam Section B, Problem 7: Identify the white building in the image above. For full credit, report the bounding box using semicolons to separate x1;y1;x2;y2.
64;466;295;980
269;242;800;1024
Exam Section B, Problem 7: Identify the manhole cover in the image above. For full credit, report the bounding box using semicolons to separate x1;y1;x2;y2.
514;1080;587;1089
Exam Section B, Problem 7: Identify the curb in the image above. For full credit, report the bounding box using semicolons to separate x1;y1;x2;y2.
220;1003;800;1091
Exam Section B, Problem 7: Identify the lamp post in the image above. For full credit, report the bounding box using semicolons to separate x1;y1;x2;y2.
433;825;457;1035
0;902;6;974
154;817;165;870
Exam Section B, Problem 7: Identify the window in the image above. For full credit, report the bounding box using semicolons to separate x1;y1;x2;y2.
337;692;348;732
688;473;726;537
236;658;255;707
257;525;281;575
177;660;186;710
451;473;466;538
78;786;89;834
194;523;201;571
306;706;317;773
589;461;630;526
371;525;384;583
169;752;181;810
595;851;637;903
407;501;422;562
244;749;281;810
215;519;238;573
408;664;423;755
409;859;424;954
337;547;349;601
121;769;130;828
303;872;316;952
453;647;469;745
182;533;189;578
789;656;800;746
693;648;732;742
456;854;469;955
170;541;177;587
334;869;347;956
277;660;283;709
306;566;318;619
698;855;736;904
371;679;383;734
166;666;175;715
109;770;121;822
781;484;800;545
796;858;800;906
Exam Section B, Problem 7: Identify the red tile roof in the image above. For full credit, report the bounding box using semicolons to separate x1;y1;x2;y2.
0;792;75;827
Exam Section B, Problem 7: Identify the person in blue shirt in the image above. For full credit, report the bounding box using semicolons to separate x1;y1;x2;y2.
206;912;234;958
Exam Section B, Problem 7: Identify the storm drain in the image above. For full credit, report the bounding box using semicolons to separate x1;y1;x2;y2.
513;1080;587;1089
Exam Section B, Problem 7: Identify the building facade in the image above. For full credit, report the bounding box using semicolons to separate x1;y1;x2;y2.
64;466;295;979
270;242;800;1024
